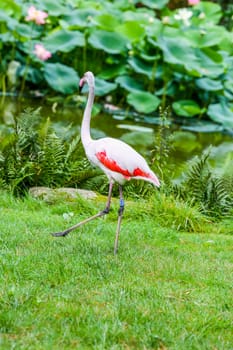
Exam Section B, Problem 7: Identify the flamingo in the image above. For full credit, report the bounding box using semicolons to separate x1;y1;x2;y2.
52;71;160;254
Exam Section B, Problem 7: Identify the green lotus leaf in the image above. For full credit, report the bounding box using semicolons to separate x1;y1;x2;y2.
146;19;163;38
172;100;202;117
43;29;85;53
182;122;223;133
157;36;198;69
195;2;222;24
88;30;128;54
98;65;127;80
62;9;99;27
116;21;145;42
80;77;117;96
94;78;117;96
201;47;223;63
207;102;233;128
0;32;15;43
157;36;224;78
224;80;233;94
123;9;155;23
196;49;224;77
0;11;18;29
94;13;120;31
184;26;227;48
196;77;223;91
128;57;154;79
132;0;169;10
19;65;43;84
127;91;160;113
16;23;41;38
117;124;154;133
139;53;160;62
218;31;232;53
115;75;144;92
0;0;21;18
37;0;67;16
44;63;79;94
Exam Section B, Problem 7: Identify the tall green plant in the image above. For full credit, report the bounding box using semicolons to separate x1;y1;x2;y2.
0;108;99;193
176;148;233;217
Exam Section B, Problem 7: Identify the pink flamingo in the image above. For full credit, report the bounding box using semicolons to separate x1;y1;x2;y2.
52;71;160;254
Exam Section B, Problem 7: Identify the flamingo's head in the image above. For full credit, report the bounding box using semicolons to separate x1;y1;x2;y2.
79;71;95;92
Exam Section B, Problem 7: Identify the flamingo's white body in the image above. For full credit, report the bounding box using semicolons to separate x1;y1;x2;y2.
84;137;160;186
80;72;160;188
52;71;160;254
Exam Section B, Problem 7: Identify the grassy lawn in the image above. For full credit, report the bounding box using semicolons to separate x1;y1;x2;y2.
0;191;232;349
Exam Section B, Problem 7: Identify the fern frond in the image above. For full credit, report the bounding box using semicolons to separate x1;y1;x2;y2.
183;148;211;203
178;147;233;217
64;134;81;164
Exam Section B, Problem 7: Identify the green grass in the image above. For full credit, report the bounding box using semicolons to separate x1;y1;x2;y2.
0;191;232;349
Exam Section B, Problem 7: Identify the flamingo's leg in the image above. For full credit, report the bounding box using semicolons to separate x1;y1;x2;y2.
114;185;125;255
51;182;114;237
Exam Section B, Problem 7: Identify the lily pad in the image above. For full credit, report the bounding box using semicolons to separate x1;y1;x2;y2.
123;9;155;23
94;78;117;96
62;9;99;27
116;21;145;42
207;102;233;128
44;63;79;94
80;77;117;96
172;100;203;117
0;0;21;18
196;77;223;91
127;91;160;114
133;0;169;10
184;26;227;48
0;32;15;43
16;23;41;39
115;75;144;92
98;65;127;80
128;57;154;79
195;2;222;24
117;124;154;133
181;121;224;133
88;30;128;54
43;29;85;53
38;0;68;16
157;36;224;78
94;13;121;31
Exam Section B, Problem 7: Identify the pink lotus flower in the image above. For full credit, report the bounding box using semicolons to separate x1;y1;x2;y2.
25;6;48;25
34;44;52;61
188;0;200;5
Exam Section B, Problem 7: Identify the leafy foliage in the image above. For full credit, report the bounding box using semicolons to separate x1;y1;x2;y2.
0;108;99;194
151;108;173;184
0;0;232;128
176;148;233;217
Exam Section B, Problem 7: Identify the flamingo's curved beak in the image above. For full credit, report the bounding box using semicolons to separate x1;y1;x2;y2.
79;76;86;93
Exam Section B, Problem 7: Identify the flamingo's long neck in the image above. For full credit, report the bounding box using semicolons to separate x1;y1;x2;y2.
81;84;94;149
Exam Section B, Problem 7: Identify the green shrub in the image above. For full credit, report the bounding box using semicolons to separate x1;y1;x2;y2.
0;108;99;193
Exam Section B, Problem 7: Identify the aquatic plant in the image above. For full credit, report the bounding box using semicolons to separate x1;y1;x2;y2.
0;0;232;128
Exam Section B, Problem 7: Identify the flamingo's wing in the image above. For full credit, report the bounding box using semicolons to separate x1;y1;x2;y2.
91;138;160;186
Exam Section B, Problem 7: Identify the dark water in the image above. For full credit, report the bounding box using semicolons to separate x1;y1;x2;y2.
1;96;233;179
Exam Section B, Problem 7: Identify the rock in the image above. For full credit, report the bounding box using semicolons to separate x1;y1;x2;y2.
29;187;97;202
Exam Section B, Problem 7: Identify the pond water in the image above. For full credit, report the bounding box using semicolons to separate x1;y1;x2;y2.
1;96;233;180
